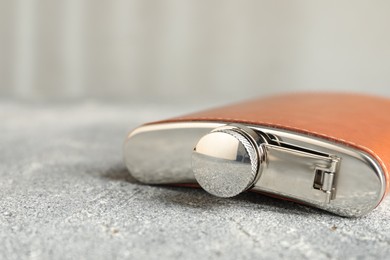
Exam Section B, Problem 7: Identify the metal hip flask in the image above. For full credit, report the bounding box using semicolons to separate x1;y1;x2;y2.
123;93;390;217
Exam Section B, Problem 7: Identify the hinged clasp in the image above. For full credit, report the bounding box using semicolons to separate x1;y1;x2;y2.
191;124;342;205
254;138;341;205
313;158;338;203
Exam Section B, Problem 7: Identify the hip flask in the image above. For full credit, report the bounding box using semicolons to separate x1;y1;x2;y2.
123;93;390;217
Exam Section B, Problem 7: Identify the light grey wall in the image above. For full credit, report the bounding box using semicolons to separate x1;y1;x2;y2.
1;0;390;103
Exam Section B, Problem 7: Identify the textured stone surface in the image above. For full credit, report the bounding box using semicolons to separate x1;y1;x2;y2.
0;101;389;260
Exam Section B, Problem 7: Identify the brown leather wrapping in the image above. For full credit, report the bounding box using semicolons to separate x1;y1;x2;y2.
149;92;390;199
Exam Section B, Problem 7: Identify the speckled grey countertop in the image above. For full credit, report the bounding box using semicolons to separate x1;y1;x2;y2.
0;101;389;260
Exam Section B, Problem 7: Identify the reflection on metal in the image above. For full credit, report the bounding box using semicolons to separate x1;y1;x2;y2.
123;122;386;217
192;126;263;198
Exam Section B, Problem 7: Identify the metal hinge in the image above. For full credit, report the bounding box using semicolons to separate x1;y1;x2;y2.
313;158;339;203
254;138;341;205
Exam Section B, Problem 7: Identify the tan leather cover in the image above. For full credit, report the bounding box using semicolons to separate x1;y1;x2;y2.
149;93;390;197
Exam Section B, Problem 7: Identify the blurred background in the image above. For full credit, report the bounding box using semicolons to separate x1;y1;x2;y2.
1;0;390;104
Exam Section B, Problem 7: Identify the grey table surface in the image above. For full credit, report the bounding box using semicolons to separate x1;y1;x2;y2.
1;101;389;260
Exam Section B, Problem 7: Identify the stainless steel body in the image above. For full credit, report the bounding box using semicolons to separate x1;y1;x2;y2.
123;122;386;217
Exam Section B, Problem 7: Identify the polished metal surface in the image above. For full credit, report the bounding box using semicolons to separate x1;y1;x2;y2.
123;122;386;217
192;125;340;204
259;144;339;204
192;127;262;197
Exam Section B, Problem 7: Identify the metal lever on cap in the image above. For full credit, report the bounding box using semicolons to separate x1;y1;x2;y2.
192;124;340;204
